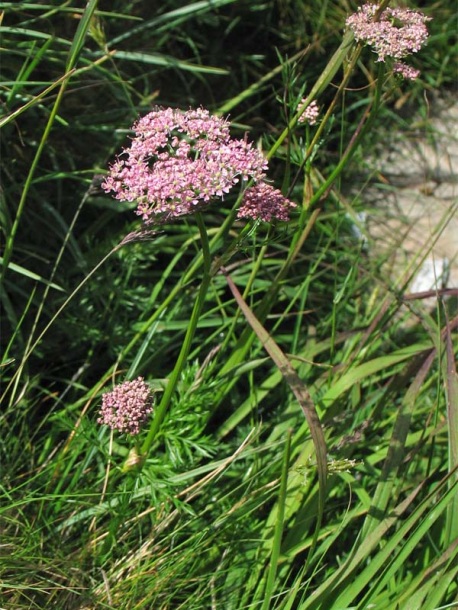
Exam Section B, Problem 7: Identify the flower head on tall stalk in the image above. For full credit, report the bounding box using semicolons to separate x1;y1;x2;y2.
102;107;295;223
346;4;430;79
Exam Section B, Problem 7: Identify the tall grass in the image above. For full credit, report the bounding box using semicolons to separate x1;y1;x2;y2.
1;1;457;608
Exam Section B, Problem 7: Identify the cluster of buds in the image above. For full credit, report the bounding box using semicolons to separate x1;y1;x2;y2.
98;377;153;436
298;100;320;126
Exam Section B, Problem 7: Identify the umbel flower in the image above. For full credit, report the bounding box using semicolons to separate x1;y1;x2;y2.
238;182;295;222
346;4;430;79
98;377;153;435
298;99;320;126
102;107;295;223
393;62;420;81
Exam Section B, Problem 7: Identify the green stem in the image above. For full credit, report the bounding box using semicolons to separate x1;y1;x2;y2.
267;29;355;162
115;201;240;373
141;213;211;457
307;62;385;209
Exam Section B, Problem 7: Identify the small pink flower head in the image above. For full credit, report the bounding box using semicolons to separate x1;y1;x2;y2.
237;182;296;222
98;377;154;435
298;99;320;126
393;62;420;81
346;4;430;62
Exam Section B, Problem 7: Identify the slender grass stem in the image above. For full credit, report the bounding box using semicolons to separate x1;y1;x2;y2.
1;0;99;281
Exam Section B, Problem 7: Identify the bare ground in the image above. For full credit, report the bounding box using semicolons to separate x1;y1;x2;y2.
364;97;457;295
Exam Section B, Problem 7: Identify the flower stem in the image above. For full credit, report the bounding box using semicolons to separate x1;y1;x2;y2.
140;213;211;458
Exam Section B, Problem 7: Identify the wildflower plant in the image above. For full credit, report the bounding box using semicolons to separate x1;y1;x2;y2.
101;107;296;456
97;3;429;467
4;2;456;609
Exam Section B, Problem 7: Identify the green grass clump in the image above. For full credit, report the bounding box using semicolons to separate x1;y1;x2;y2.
1;1;457;608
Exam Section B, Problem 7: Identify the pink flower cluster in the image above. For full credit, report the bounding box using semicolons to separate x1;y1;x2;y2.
237;182;296;222
298;99;320;126
98;377;153;435
346;4;430;79
103;107;295;223
393;62;420;81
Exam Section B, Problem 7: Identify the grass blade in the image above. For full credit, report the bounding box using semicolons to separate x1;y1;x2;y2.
260;431;292;610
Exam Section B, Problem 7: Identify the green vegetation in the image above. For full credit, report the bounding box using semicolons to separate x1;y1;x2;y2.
1;1;457;608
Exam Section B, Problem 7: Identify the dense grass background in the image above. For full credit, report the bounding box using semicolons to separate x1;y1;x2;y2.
1;1;457;608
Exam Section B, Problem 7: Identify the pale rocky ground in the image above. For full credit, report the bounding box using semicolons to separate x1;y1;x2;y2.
358;97;457;296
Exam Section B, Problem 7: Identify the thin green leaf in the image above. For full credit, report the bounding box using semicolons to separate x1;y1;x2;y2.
104;50;228;74
260;431;292;610
0;257;64;291
66;0;99;70
444;312;458;544
361;347;436;539
320;343;431;408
